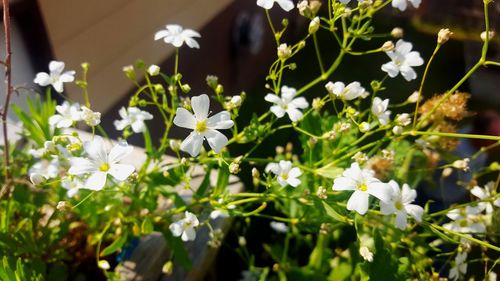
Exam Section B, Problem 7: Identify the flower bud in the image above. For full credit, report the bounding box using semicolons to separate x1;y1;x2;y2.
359;122;370;132
277;43;292;59
181;84;191;93
381;41;395;52
407;91;420;103
392;125;403;135
316;186;327;199
81;106;101;127
437;28;453;45
391;27;404;38
206;75;219;89
480;31;495;42
122;65;136;81
229;162;240;174
147;64;160;76
230;95;242;107
452;158;470;171
238;236;247;247
98;260;110;270
309;17;320;34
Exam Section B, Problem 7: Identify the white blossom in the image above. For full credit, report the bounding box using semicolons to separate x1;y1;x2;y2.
256;0;294;11
173;94;234;157
265;160;302;187
81;106;101;127
395;113;411;126
147;65;160;76
359;246;374;262
392;0;421;11
114;107;153;133
471;181;497;214
29;158;60;179
61;177;84;198
265;86;309;122
68;137;135;191
332;162;392;215
270;221;289;233
443;207;486;234
449;252;467;281
34;61;75;93
154;24;201;49
371;97;391;125
169;211;199;241
380;181;424;230
49;101;83;128
325;81;369;100
381;39;424;81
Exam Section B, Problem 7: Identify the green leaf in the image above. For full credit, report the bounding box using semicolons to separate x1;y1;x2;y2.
315;165;343;179
213;164;229;196
141;217;154;235
194;166;212;199
100;235;128;257
322;201;352;225
163;231;192;270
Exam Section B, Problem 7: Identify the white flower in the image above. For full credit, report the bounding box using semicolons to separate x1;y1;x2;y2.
265;160;302;187
68;137;135;191
29;173;45;185
29;158;60;179
277;43;292;59
325;81;369;100
443;207;486;234
114;107;154;133
359;122;371;133
332;163;392;215
61;177;84;198
371;97;391;125
380;181;424;230
230;95;242;107
147;65;160;76
381;39;424;81
452;158;470;172
265;86;309;122
154;24;201;49
256;0;294;11
270;221;289;233
471;182;497;214
210;209;230;220
173;94;234;157
449;252;467;281
392;0;421;11
34;61;75;93
395;113;411;126
169;211;199;241
359;246;374;262
49;101;82;128
81;106;101;127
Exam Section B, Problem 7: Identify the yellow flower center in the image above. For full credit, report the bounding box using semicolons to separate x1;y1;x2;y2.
459;220;468;228
281;173;289;180
195;120;207;133
358;183;368;192
395;201;403;210
99;163;110;172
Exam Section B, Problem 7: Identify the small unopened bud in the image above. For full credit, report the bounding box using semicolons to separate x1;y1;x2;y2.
381;149;395;161
147;64;160;76
309;17;320;34
312;97;324;111
252;167;260;179
359;246;374;262
316;186;327;199
238;236;247;247
162;261;174;275
359;122;370;133
181;157;189;166
480;30;495;42
230;95;242;107
277;43;292;59
98;260;110;270
30;173;45;185
181;84;191;93
437;28;453;45
381;41;395;52
229;162;240;174
122;65;136;80
442;167;453;178
392;125;403;135
154;84;165;94
56;201;68;211
391;27;404;38
206;75;219;89
297;40;306;49
407;91;420;103
215;84;224;95
395;113;411;126
275;146;284;155
452;158;470;171
352;151;368;164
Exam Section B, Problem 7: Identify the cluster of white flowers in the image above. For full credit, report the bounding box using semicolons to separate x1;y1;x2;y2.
265;160;302;188
265;86;309;122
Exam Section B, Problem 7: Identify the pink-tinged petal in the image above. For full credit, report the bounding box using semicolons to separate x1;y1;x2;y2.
204;129;228;153
173;107;197;129
405;204;423;222
182;227;196;241
270;105;286;118
34;72;51;86
109;163;135;181
52;81;64;93
257;0;274;9
59;71;75;82
84;171;107;190
286;108;304;122
169;222;183;237
276;0;294;11
395;211;408;230
347;190;369;215
154;30;170;40
400;65;417;81
264;93;282;104
49;61;65;74
288;167;302;178
380;200;396;215
381;62;400;77
181;132;204;157
287;177;301;187
207;111;234;129
191;94;210;120
68;158;96;175
367;182;392;203
405;52;424;66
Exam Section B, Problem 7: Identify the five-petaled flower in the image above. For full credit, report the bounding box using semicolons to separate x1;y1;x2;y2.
49;101;83;128
325;81;369;101
169;211;199;242
173;94;234;157
154;24;201;49
332;162;392;215
449;252;468;281
381;39;423;81
371;97;391;125
380;181;424;230
68;137;135;191
34;60;75;93
114;107;154;133
265;86;309;122
392;0;421;11
265;160;302;187
256;0;294;11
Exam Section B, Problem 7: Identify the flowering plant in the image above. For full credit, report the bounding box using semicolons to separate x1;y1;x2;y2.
1;0;500;280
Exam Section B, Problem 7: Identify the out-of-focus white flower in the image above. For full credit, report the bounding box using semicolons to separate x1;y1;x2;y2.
154;24;201;49
265;160;302;187
443;207;486;234
480;31;495;42
265;86;309;122
359;122;371;133
332;162;392;215
229;95;242;108
114;107;153;133
61;177;84;198
395;113;411;126
68;137;135;191
325;81;369;100
309;17;320;34
169;211;199;241
449;252;467;281
352;152;369;164
34;61;75;93
81;106;101;127
407;91;420;103
381;39;424;81
452;158;470;172
49;101;83;128
147;65;160;76
471;182;497;214
257;0;294;11
173;94;234;157
270;221;289;233
391;0;421;11
371;97;391;125
29;158;60;179
359;246;374;262
29;173;45;185
277;43;292;59
380;181;424;230
210;209;230;220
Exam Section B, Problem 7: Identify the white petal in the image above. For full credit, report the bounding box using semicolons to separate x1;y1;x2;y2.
84;171;107;190
276;0;294;11
380;201;396;215
290;97;308;109
367;182;392;203
181;29;201;39
180;132;204;157
49;61;65;74
405;52;424;66
405;204;424;222
169;222;183;237
270;105;286;118
48;115;63;126
265;163;280;175
287;177;301;187
395;40;413;54
381;62;400;78
256;0;274;9
395;211;408;230
182;227;196;241
288;167;302;178
34;72;51;86
277;176;289;187
60;71;75;82
56;118;73;128
84;137;108;162
347;190;370;215
109;163;135;181
207;111;234;129
401;184;417;204
131;121;146;133
470;186;486;200
400;65;417;81
409;0;421;8
108;142;133;163
264;93;282;104
184;38;200;49
173;108;197;129
191;94;210;120
52;81;64;93
286;108;304;122
154;30;170;41
204;129;228;153
68;158;96;175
